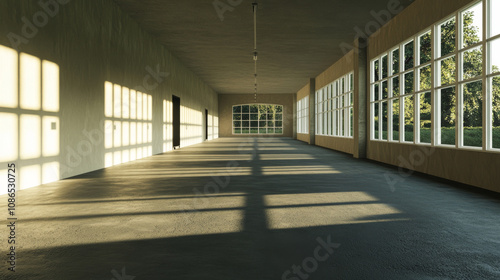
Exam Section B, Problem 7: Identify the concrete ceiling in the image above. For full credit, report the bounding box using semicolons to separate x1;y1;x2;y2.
113;0;414;94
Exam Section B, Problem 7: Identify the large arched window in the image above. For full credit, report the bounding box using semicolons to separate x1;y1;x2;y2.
232;104;283;134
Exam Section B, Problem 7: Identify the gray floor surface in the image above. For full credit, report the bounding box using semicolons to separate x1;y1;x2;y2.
1;137;500;280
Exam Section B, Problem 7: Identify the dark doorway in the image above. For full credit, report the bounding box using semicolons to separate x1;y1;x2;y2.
172;95;180;149
205;109;209;141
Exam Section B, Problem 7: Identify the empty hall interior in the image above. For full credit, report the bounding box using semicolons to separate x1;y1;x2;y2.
1;0;500;279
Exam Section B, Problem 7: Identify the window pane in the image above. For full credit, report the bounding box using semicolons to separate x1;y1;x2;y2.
392;76;400;97
374;59;380;82
405;71;414;94
259;121;266;128
419;92;432;144
259;128;267;134
404;41;414;70
404;95;414;142
440;18;456;57
267;128;275;134
382;81;388;99
440;87;456;145
462;2;483;48
489;39;500;74
275;128;283;134
382;55;388;79
392;99;400;141
233;121;241;128
350;74;354;91
382;101;388;140
462;81;483;147
440;56;456;86
350;107;354;137
374;83;379;101
242;121;249;128
233;106;241;113
233;114;241;120
250;104;258;113
419;31;432;65
492;76;500;149
373;103;379;139
491;0;500;38
419;65;432;91
250;114;258;120
392;48;400;75
462;46;483;80
242;105;250;113
242;128;250;134
242;114;249;120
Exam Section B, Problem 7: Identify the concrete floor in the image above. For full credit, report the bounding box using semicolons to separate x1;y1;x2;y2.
2;137;500;280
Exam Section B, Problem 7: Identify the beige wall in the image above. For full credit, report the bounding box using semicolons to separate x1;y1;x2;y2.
0;0;218;192
315;50;355;91
218;94;294;138
367;0;500;193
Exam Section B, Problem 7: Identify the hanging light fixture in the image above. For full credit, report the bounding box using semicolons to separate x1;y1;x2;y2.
252;1;258;103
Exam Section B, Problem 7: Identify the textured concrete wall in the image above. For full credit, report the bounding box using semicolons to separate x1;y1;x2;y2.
218;94;294;138
367;0;500;193
297;134;310;144
315;136;354;154
0;0;218;189
315;50;354;91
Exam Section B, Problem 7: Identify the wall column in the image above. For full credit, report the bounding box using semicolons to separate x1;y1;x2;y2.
309;78;316;145
353;38;367;158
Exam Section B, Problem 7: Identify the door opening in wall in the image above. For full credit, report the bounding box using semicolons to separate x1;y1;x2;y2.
172;95;180;149
205;109;209;141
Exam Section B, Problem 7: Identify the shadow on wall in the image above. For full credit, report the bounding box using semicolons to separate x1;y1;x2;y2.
0;45;60;194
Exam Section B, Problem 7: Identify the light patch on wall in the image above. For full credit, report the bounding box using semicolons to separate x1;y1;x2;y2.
163;99;173;152
20;164;41;190
42;61;59;112
105;82;113;117
42;162;60;184
113;84;121;118
0;47;61;195
0;45;18;108
20;53;41;110
0;113;18;161
181;105;203;147
104;81;153;167
104;120;113;149
42;116;59;157
20;114;41;159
